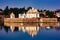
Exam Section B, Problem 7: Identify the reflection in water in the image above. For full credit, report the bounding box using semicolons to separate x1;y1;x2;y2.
3;22;60;37
0;21;60;37
0;21;60;40
58;22;60;26
4;23;39;37
10;26;15;32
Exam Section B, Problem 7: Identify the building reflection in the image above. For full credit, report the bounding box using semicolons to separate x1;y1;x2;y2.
10;26;15;32
0;20;4;31
4;26;10;33
58;22;60;27
3;22;60;37
4;23;39;37
18;26;39;37
40;22;58;28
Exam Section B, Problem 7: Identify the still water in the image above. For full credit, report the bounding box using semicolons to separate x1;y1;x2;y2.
0;22;60;40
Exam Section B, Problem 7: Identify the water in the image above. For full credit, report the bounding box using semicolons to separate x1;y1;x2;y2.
0;22;60;40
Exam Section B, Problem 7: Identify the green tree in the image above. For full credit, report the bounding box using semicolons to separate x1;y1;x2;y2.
0;9;3;11
46;10;53;18
27;7;32;10
3;6;9;15
39;13;45;17
19;7;26;14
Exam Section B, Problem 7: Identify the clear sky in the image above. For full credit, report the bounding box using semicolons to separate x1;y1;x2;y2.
0;0;60;10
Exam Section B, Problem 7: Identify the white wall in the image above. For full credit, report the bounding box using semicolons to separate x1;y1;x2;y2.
56;13;60;17
26;14;37;18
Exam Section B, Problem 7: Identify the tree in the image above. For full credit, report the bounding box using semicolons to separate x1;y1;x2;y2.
3;6;9;15
46;10;53;18
0;9;3;11
9;8;14;13
39;13;45;17
27;7;32;10
13;8;19;17
18;7;26;14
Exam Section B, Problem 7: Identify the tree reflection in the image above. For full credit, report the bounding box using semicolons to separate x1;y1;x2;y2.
0;26;2;31
14;27;19;32
55;27;60;31
4;26;10;33
0;22;59;37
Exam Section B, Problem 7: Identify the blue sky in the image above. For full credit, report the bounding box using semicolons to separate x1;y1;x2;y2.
0;0;60;10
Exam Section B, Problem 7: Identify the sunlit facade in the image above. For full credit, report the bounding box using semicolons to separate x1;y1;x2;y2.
10;12;15;18
18;7;39;18
19;13;25;18
56;12;60;17
26;7;39;18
